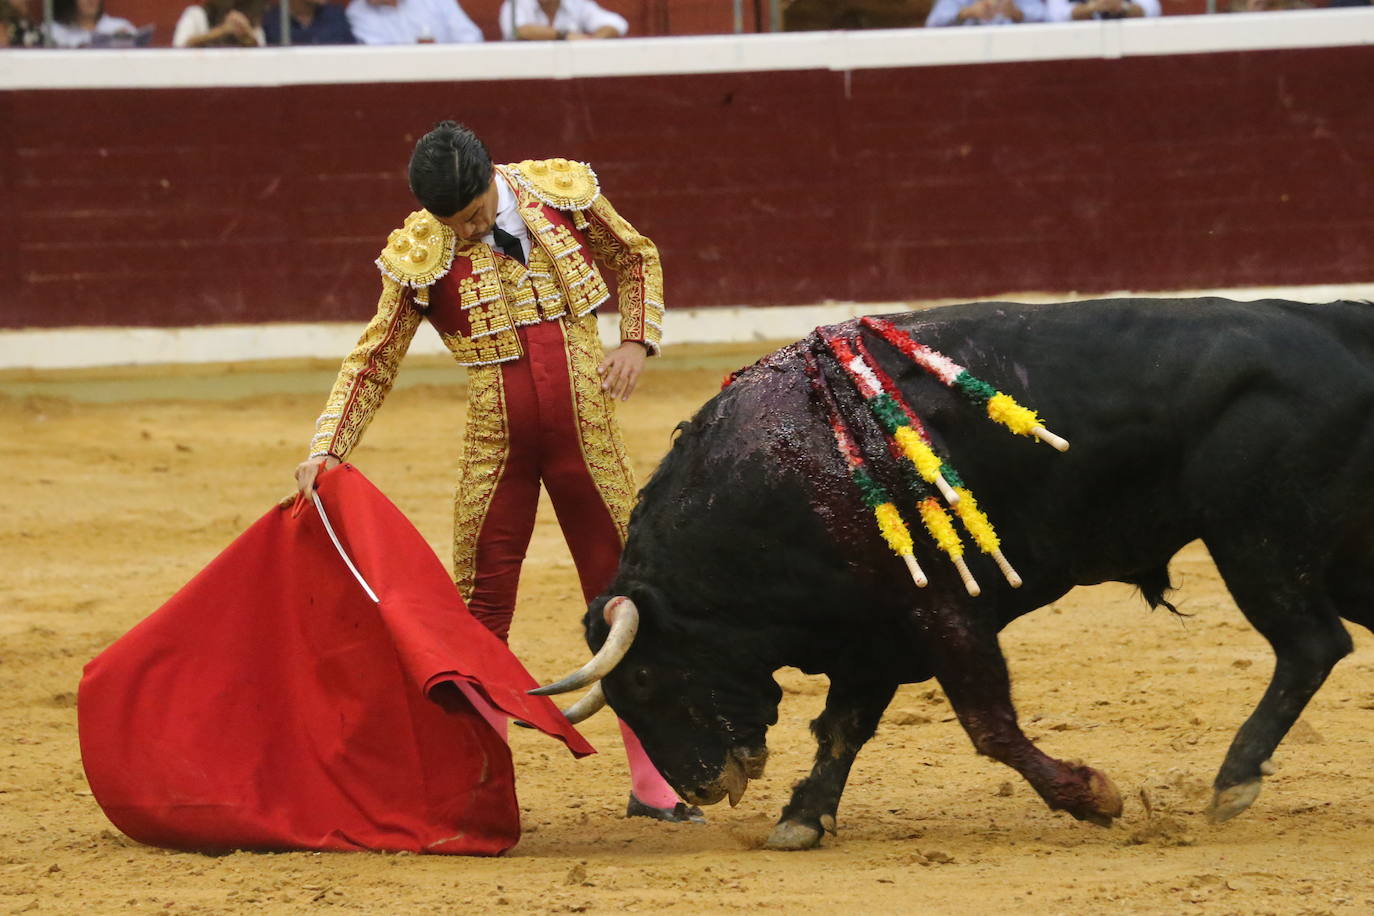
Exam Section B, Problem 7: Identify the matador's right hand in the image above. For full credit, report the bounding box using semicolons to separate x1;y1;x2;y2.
281;455;342;511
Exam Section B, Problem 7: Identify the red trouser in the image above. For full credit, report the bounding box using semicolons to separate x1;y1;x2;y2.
463;318;627;641
454;316;682;810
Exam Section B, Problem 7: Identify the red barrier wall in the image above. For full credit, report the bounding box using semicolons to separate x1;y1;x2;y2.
3;44;1371;330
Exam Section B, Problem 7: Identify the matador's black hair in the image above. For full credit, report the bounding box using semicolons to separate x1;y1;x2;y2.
408;120;493;217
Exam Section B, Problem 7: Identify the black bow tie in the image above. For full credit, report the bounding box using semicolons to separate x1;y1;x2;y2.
491;225;525;265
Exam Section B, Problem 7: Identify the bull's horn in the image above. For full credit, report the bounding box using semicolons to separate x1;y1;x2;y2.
512;683;607;730
559;682;607;723
528;596;639;696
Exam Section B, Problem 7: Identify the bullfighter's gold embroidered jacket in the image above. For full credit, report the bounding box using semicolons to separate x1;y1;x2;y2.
308;159;664;461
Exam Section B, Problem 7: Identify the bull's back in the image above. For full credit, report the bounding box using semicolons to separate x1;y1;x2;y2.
626;297;1374;652
884;298;1374;594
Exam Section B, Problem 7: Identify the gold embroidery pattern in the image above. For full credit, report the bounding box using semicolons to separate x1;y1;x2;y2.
450;244;524;363
562;312;637;537
573;264;611;319
552;226;608;318
500;257;540;327
543;223;583;260
430;165;656;367
504;160;600;211
452;365;509;598
526;245;566;322
522;200;609;321
458;262;512;338
309;278;422;459
457;253;502;312
462;293;513;340
376;210;457;289
440;329;523;366
583;194;664;354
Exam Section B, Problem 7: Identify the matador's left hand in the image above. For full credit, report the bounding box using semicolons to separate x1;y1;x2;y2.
598;341;649;401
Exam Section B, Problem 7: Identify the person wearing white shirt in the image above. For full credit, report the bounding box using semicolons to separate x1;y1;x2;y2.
48;0;135;46
498;0;627;40
173;0;265;46
926;0;1045;25
1046;0;1159;19
346;0;481;44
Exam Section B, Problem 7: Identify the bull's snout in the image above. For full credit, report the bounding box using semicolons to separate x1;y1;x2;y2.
734;744;769;779
682;745;769;808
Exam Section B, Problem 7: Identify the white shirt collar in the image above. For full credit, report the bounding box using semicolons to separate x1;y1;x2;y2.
494;169;519;229
483;168;529;259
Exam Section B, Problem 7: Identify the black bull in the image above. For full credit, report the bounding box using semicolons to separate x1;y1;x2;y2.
578;296;1374;850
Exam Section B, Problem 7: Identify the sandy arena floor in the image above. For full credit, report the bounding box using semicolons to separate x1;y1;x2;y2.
2;341;1374;915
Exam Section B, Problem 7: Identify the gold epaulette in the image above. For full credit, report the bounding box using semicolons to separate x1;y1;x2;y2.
506;159;601;211
376;210;457;289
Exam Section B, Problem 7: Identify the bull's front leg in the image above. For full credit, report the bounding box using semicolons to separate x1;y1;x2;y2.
925;611;1123;826
765;677;897;851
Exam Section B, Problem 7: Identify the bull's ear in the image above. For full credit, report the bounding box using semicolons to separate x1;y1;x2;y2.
624;584;670;635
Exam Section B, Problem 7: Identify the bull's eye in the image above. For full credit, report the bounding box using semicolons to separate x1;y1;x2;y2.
628;666;653;698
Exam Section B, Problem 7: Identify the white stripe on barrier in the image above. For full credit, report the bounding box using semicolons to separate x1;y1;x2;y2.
3;284;1372;370
1;11;1371;92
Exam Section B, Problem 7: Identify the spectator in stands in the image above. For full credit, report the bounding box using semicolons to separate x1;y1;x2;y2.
1047;0;1157;17
926;0;1044;24
263;0;355;43
173;0;267;45
47;0;138;45
783;0;927;30
2;0;44;45
498;0;627;40
346;0;481;44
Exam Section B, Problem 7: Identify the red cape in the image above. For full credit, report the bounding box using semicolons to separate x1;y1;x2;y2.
78;465;594;856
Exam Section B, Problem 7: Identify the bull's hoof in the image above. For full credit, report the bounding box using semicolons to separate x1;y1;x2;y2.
1206;779;1261;824
1085;766;1123;825
1059;763;1123;826
764;820;823;851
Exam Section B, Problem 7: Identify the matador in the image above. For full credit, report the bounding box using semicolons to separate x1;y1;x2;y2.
292;121;700;823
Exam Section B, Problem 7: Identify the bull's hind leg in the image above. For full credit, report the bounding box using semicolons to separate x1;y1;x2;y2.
765;677;897;851
1205;541;1353;823
924;610;1123;825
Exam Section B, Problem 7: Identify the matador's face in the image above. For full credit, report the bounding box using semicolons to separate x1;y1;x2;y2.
436;176;499;243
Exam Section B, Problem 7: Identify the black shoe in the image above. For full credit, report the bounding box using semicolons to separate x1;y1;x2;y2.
625;793;706;824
